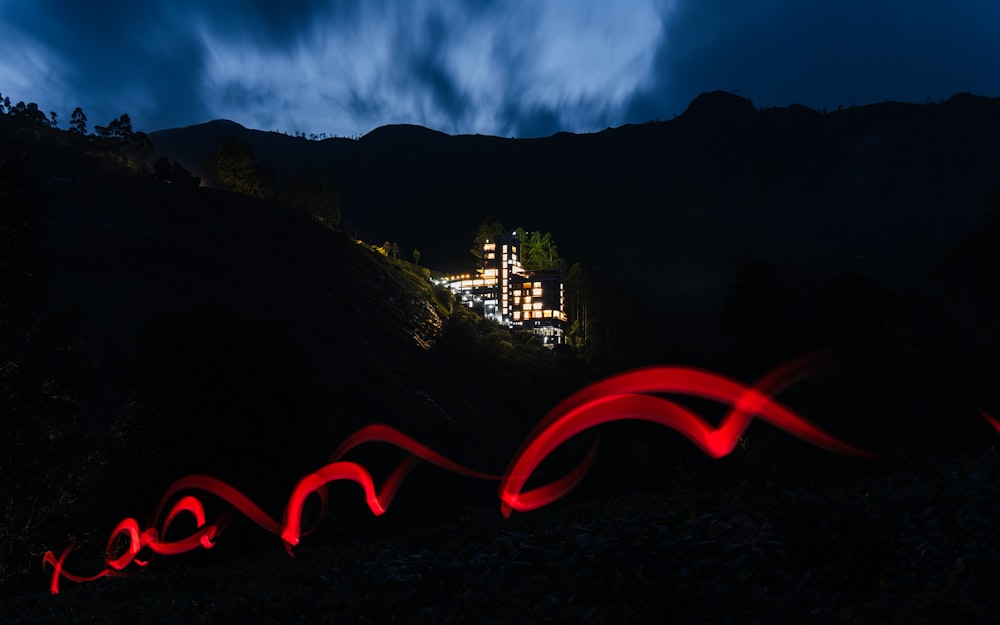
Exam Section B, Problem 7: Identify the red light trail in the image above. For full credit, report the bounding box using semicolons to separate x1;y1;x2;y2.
980;408;1000;434
43;354;876;594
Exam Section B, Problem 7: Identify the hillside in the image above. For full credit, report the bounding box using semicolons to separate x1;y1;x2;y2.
3;94;1000;622
150;91;1000;360
0;118;589;596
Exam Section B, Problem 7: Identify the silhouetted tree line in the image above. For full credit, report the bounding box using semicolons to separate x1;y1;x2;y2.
0;93;200;186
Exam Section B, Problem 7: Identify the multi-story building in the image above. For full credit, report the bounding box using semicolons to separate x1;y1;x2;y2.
442;232;566;345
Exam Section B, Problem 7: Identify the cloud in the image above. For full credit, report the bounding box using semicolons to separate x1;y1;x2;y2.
625;0;1000;122
2;1;211;130
192;0;662;137
1;0;997;136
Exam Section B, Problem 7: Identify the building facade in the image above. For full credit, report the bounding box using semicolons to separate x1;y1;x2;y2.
443;232;566;345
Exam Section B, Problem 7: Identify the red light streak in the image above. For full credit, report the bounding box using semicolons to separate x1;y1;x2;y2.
980;408;1000;434
43;355;872;594
499;351;874;516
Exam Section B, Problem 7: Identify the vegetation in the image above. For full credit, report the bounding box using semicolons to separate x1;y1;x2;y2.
2;92;1000;623
203;134;341;226
470;220;564;272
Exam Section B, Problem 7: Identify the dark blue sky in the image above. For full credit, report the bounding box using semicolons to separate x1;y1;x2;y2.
1;0;997;137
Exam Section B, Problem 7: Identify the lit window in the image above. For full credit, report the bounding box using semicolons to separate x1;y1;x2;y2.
513;311;521;320
513;297;520;305
532;288;542;297
543;310;552;318
533;302;543;310
486;252;495;259
524;296;532;304
503;245;508;253
484;243;496;251
513;290;522;297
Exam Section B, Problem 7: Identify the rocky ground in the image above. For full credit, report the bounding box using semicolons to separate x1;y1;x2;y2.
5;447;998;625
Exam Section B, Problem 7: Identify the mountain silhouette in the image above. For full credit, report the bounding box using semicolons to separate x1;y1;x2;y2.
150;91;1000;347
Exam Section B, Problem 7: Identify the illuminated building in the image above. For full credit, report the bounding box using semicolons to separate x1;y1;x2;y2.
442;232;566;346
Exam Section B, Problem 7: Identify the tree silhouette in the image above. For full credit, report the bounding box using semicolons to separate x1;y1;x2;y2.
471;219;504;267
69;107;87;135
152;156;200;188
275;169;340;226
11;102;48;127
95;113;134;141
522;230;564;271
204;135;273;199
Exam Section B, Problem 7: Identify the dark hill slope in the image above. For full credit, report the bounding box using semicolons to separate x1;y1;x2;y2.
151;92;1000;355
2;132;592;592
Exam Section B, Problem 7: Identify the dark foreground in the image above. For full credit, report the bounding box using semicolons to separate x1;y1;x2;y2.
5;449;998;625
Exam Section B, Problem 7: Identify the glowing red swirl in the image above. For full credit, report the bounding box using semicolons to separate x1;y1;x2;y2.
43;354;875;594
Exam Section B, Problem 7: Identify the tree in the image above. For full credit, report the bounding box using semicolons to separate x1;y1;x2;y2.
11;102;48;127
413;249;421;265
152;156;200;188
522;230;564;271
95;113;134;141
69;107;87;135
565;262;592;350
471;219;504;267
275;169;340;226
204;135;273;199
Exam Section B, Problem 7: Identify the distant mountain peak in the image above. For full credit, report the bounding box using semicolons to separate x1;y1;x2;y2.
361;123;451;143
681;90;758;121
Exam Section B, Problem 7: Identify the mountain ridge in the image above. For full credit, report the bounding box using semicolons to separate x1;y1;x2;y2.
149;91;1000;349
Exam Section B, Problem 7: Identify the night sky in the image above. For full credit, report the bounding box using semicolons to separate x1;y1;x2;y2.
2;0;998;138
